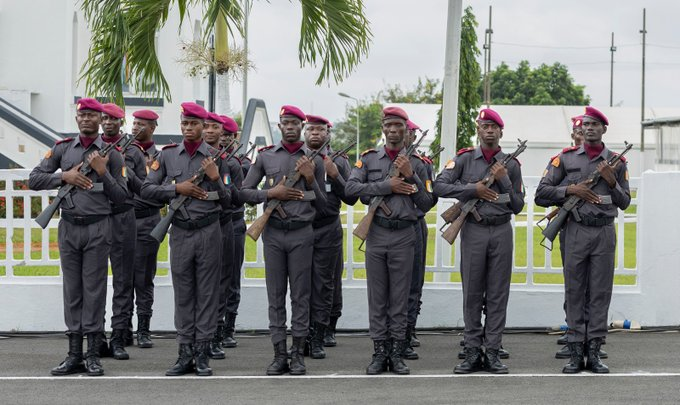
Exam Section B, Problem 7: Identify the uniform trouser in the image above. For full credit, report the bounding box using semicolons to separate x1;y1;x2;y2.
132;212;161;317
310;217;343;326
226;217;246;315
560;230;591;329
407;218;428;325
262;224;314;344
109;209;136;330
169;220;222;344
365;224;415;341
58;217;112;334
216;219;235;325
563;221;616;343
460;221;513;350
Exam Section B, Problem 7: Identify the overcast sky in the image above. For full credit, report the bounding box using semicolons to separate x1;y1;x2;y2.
226;0;679;124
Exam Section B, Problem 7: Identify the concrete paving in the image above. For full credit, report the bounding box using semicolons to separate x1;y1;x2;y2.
1;331;679;404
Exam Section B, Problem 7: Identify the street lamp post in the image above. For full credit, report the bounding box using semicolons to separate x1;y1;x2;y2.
338;92;360;160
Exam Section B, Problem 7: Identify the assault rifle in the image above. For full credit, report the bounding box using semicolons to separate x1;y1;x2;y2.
329;140;357;162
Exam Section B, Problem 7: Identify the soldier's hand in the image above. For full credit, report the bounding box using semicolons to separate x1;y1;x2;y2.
267;177;305;201
489;162;508;182
202;158;219;181
597;161;617;188
296;156;316;185
390;177;416;195
61;162;93;189
323;156;340;180
394;155;414;178
176;176;209;199
475;181;499;201
87;152;109;176
567;183;601;204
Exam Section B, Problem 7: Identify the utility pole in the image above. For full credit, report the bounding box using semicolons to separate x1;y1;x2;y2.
482;5;493;107
640;8;647;151
609;32;616;107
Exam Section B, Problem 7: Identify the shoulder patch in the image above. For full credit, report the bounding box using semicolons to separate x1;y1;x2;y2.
456;147;475;156
551;156;561;168
44;149;53;159
444;159;455;170
562;145;579;153
55;137;74;145
258;145;275;153
360;148;376;156
162;143;179;150
151;160;160;171
355;160;363;169
548;154;559;163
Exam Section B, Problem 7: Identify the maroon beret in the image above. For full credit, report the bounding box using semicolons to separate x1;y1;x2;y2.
180;102;208;120
206;112;225;124
571;115;583;129
220;115;239;133
583;106;609;126
406;120;420;131
477;108;504;129
101;103;125;119
76;98;104;113
132;110;159;121
382;106;409;121
305;114;330;127
279;105;306;121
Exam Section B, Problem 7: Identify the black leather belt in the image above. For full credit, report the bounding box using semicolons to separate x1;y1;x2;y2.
134;208;160;219
268;217;311;231
313;215;339;229
373;216;416;230
579;216;614;227
171;212;219;231
467;214;511;226
232;212;245;222
61;212;107;226
111;204;133;215
220;212;233;225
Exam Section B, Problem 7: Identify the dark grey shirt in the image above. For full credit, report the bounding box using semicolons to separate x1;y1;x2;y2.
141;141;231;220
128;143;164;210
433;147;525;216
535;144;631;217
345;147;434;221
28;135;128;216
314;148;358;219
211;146;243;215
239;142;327;222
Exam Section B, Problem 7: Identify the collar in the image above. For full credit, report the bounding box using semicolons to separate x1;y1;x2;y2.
75;134;103;149
274;141;309;155
576;143;608;160
178;140;210;157
473;146;504;162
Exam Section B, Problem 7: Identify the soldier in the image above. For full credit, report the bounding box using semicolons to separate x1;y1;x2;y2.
304;114;357;359
433;108;524;374
239;105;327;376
29;98;128;376
141;102;232;376
346;106;434;375
535;106;630;374
202;112;243;360
128;109;163;349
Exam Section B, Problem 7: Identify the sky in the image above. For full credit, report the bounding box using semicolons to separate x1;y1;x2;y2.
226;0;680;124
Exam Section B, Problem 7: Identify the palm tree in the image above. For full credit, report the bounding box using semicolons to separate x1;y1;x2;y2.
79;0;372;106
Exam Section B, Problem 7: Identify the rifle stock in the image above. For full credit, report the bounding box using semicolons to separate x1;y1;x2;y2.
149;207;175;242
352;205;376;241
245;206;274;241
440;201;462;225
441;210;467;245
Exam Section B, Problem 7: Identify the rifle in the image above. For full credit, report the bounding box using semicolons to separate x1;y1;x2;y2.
352;131;427;245
246;138;331;241
35;134;132;229
440;139;528;245
118;133;136;154
238;142;257;161
428;145;445;161
538;141;633;250
149;139;238;242
329;140;357;162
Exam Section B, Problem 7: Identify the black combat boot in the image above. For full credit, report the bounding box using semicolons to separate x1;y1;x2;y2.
586;338;609;373
310;323;327;359
266;340;289;375
51;333;86;376
222;313;238;348
484;348;509;374
409;323;420;348
137;315;153;348
124;318;134;346
562;342;586;374
110;329;129;360
289;337;307;375
85;333;105;376
209;325;226;360
555;344;571;359
165;344;194;376
454;347;485;374
498;345;510;359
366;340;389;375
194;341;213;376
556;333;568;345
98;332;111;358
402;325;419;360
324;316;338;347
388;339;410;375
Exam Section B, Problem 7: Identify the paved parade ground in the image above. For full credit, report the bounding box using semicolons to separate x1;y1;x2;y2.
1;330;678;404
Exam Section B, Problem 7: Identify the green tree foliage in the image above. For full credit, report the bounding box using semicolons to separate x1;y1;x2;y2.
485;61;590;105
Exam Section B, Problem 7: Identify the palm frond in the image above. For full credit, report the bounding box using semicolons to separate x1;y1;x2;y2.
202;0;245;42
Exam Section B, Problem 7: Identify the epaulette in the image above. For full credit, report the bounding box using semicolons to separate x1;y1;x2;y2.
360;148;376;156
55;137;74;145
612;152;627;163
162;143;178;150
258;145;275;153
562;145;579;153
130;142;145;153
456;147;475;156
548;154;559;163
413;153;429;164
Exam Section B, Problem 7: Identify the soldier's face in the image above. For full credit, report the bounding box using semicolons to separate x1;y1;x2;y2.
476;122;502;147
180;117;204;142
220;132;235;148
278;117;303;143
304;124;328;150
132;118;155;141
582;117;607;144
382;119;406;146
571;128;584;146
76;110;101;136
101;113;122;136
203;121;222;145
